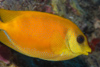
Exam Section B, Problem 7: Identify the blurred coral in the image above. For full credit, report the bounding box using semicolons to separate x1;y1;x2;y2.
51;0;67;17
89;38;100;52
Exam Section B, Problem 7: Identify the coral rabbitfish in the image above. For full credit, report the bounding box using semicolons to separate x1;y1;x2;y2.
0;9;91;61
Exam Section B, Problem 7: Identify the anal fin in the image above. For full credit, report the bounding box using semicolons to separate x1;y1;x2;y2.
0;29;19;51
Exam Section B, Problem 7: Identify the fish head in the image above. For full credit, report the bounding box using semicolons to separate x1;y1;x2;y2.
66;27;91;55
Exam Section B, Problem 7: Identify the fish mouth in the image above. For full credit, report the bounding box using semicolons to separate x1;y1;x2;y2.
67;45;91;55
82;52;89;55
82;49;91;55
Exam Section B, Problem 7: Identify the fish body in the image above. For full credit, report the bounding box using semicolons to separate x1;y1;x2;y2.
0;9;91;61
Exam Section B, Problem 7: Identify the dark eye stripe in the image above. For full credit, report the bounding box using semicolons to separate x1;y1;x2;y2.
77;35;84;44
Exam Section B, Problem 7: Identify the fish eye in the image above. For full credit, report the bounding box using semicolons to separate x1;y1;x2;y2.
77;35;84;44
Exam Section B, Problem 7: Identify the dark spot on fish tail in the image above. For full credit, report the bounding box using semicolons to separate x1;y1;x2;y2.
0;29;4;31
0;17;3;22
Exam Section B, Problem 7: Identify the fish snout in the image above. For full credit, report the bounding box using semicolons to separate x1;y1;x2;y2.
82;48;91;55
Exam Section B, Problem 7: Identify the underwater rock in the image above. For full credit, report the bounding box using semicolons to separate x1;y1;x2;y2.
86;52;100;67
0;43;12;64
0;61;8;67
12;52;36;67
32;57;88;67
94;19;100;29
0;0;51;11
0;0;4;2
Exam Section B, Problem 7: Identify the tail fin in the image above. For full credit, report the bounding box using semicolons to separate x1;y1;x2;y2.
0;9;12;22
0;9;22;22
0;21;3;29
0;9;4;29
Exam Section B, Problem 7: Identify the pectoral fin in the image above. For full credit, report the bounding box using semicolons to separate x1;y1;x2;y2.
50;31;67;55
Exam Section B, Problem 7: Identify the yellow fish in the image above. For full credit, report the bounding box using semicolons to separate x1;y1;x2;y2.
0;9;91;61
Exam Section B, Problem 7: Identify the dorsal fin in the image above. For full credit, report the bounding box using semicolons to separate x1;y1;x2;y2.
0;9;23;22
